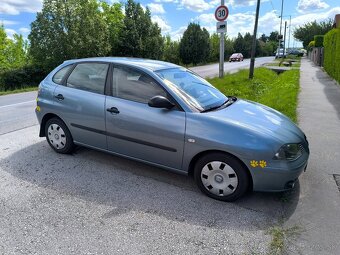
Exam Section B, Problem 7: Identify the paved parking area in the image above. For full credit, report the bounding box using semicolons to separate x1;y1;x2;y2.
0;125;297;254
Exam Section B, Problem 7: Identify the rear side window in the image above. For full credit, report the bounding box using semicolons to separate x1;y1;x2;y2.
52;65;73;84
67;63;109;94
112;66;167;104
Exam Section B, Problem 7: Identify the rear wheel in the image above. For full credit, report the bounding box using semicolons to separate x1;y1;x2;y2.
45;117;74;154
194;152;249;202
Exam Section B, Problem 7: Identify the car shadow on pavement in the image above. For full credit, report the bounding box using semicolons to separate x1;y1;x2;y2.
2;141;300;230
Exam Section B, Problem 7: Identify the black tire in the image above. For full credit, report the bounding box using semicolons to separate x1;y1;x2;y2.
45;117;74;154
194;152;249;202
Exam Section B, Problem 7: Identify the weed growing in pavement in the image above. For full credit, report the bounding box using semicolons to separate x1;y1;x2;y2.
267;225;302;255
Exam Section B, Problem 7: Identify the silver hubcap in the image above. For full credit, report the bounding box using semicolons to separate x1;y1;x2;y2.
201;161;238;196
47;124;66;150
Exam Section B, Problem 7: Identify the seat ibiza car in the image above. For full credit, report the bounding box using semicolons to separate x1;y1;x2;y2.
35;57;309;201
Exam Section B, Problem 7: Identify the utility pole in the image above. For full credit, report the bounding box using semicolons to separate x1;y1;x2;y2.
283;21;287;56
278;0;284;51
288;15;291;51
249;0;260;79
219;0;225;78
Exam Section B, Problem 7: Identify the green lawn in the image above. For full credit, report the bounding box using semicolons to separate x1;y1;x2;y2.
0;86;38;96
208;67;300;122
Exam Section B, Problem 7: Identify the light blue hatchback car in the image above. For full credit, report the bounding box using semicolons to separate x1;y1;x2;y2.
36;57;309;201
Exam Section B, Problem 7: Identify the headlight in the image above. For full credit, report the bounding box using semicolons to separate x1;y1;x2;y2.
273;143;302;161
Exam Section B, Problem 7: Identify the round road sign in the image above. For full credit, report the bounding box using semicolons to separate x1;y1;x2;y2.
215;5;229;21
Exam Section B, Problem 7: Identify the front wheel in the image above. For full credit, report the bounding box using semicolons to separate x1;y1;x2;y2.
45;117;74;154
194;153;249;202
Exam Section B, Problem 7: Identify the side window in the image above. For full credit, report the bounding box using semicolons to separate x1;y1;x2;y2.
112;66;167;104
52;65;73;84
66;63;109;94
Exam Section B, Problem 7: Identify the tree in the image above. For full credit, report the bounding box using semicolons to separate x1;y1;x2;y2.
118;0;164;59
269;31;279;42
163;35;180;64
294;19;333;48
179;23;210;65
209;33;234;62
101;1;124;56
29;0;113;71
0;25;27;72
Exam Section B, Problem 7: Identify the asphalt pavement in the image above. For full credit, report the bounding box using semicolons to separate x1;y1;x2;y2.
0;91;38;135
190;56;274;78
0;57;289;254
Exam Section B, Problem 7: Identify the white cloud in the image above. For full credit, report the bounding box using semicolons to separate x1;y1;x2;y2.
170;26;187;41
225;0;268;8
297;0;329;13
19;27;30;34
193;13;216;24
154;0;178;2
5;28;16;39
0;20;19;26
179;0;213;12
0;0;42;15
151;15;171;33
147;3;165;14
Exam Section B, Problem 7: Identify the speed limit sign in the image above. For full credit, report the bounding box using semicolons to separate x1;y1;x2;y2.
215;5;229;21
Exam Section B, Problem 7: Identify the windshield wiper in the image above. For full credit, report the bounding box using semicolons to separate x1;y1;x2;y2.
201;97;237;113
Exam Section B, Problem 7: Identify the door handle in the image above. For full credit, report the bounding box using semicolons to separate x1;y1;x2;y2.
55;94;64;100
107;107;119;114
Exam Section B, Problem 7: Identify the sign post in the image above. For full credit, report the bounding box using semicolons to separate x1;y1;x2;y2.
215;1;229;78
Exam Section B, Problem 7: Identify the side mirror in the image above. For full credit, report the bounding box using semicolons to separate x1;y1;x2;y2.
148;95;175;109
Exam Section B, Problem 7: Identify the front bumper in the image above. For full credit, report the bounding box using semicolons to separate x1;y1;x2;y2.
249;158;308;192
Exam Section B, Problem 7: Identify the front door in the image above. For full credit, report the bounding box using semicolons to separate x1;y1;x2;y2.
105;65;185;170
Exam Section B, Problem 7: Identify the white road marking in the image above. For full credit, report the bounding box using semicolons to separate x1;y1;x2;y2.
0;100;35;109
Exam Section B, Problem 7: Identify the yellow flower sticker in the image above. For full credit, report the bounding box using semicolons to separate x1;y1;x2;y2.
250;160;258;168
259;160;267;168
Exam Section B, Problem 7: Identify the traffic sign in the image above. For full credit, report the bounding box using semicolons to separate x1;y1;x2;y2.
216;21;227;33
215;5;229;21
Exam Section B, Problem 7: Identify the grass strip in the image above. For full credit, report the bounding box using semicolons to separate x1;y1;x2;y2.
208;67;300;122
0;86;38;96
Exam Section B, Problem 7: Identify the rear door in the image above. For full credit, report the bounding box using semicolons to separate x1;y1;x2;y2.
53;62;109;149
105;65;186;170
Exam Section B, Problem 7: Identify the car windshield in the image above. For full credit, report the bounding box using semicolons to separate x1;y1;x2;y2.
155;68;227;112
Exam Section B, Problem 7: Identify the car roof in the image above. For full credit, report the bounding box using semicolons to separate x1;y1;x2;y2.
63;57;180;71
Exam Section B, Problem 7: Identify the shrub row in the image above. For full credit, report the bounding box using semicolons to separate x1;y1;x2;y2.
323;28;340;84
0;66;47;91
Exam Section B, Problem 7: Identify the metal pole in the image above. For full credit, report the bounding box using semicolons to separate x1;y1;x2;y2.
288;15;291;51
249;0;260;79
278;0;284;51
283;21;287;56
219;0;225;78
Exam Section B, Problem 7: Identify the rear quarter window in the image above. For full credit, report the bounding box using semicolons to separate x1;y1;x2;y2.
52;65;73;84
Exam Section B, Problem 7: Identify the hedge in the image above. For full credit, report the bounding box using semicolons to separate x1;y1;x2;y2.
314;35;324;47
324;28;340;84
0;66;47;91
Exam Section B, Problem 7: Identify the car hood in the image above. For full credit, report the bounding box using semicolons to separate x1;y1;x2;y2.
204;99;305;143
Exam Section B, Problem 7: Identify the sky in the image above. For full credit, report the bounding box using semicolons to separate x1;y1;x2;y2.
1;0;339;48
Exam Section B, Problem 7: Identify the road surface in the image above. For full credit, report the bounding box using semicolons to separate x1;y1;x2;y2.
190;56;274;78
0;91;38;135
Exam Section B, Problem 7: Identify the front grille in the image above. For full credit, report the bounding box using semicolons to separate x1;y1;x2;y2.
299;143;304;153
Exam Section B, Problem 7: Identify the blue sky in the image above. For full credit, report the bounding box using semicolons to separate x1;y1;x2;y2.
1;0;339;47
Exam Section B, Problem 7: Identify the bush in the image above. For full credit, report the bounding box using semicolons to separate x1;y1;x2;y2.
307;40;315;51
0;65;47;91
323;28;340;84
314;35;324;47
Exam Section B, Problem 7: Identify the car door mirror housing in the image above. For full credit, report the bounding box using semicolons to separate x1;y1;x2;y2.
148;96;175;109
